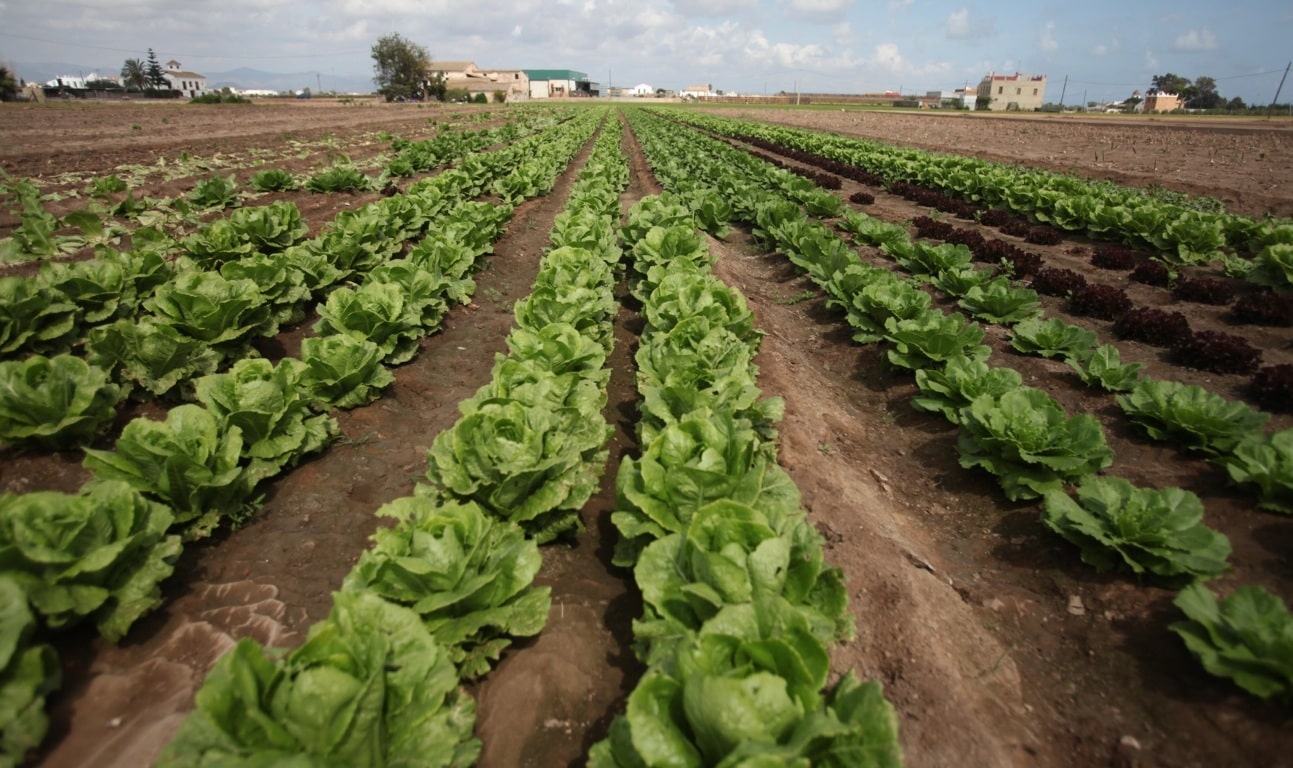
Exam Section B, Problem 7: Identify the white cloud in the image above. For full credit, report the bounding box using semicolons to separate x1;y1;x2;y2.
833;21;854;45
1173;27;1217;52
945;7;994;40
888;0;914;9
1039;20;1057;52
1144;49;1159;69
669;0;758;15
1092;44;1107;56
788;0;854;18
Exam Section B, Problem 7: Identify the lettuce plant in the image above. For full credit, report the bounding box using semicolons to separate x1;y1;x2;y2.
1171;582;1293;704
0;480;182;641
1010;317;1097;360
1068;344;1145;392
146;270;274;349
426;397;610;543
0;276;78;357
343;497;551;678
845;278;931;344
248;168;296;192
35;257;133;324
912;355;1022;425
194;358;338;480
645;271;757;341
220;252;310;326
1216;429;1293;515
298;335;395;411
633;500;851;657
314;281;423;365
1117;380;1270;457
613;410;799;567
1042;476;1230;582
884;310;989;371
0;354;120;449
84;317;223;399
157;591;480;767
83;404;256;540
1248;243;1293;293
187;174;238;209
304;164;373;193
957;279;1043;326
0;576;60;767
958;387;1114;501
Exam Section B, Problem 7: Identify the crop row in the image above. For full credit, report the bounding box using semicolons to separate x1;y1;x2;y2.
623;106;1293;708
0;109;606;765
154;109;628;766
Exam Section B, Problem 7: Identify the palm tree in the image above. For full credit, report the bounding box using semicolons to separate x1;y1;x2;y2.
121;58;146;92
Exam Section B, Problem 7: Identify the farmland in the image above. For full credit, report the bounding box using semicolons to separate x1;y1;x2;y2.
2;99;1292;767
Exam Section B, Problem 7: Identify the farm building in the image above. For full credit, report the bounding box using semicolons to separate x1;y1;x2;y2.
679;84;715;99
164;61;208;98
525;69;599;98
976;72;1047;111
430;61;530;102
1142;89;1181;112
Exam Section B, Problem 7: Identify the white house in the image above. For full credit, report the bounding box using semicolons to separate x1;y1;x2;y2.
631;83;655;97
679;83;714;99
164;60;208;98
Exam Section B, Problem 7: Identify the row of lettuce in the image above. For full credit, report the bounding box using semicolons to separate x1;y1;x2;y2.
587;187;903;765
153;111;629;765
0;109;605;766
0;107;512;266
671;111;1293;283
624;107;1293;707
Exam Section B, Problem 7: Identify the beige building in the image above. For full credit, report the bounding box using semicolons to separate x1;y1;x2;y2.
429;60;530;101
976;72;1047;111
1142;90;1180;112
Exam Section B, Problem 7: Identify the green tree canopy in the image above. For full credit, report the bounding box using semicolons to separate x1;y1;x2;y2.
0;66;18;102
121;58;147;91
371;33;437;101
1151;73;1191;94
145;49;168;91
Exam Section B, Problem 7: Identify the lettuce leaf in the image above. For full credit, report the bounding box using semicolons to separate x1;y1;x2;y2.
157;591;479;767
1171;582;1293;704
0;354;120;449
1042;476;1230;582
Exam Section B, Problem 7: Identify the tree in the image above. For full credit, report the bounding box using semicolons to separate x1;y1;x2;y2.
371;33;435;102
1226;96;1246;111
144;49;168;91
121;58;147;91
1187;76;1222;110
1151;73;1190;94
0;66;17;102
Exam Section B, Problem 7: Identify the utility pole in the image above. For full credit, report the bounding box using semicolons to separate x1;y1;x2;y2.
1058;74;1067;109
1268;61;1291;118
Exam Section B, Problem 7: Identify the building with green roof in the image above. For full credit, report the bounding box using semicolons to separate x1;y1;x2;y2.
523;69;600;98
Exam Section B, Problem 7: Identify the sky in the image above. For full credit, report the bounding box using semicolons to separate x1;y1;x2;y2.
1;0;1289;104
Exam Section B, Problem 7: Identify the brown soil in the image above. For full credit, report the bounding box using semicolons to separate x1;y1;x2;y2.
1;101;1291;768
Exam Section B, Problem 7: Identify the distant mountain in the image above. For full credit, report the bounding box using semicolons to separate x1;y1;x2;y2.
10;61;374;94
204;68;375;95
